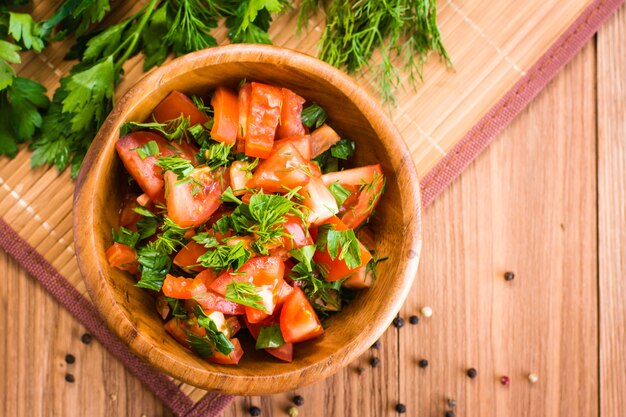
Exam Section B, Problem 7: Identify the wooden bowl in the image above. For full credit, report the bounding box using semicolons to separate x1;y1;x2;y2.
74;44;422;395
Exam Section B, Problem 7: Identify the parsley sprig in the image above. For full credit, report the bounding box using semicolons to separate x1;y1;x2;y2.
316;225;362;270
188;306;234;357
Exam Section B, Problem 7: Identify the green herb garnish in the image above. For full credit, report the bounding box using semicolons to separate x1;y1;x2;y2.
225;280;268;311
255;324;285;349
300;102;327;129
111;226;140;248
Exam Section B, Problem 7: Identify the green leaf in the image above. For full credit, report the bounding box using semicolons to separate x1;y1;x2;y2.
220;187;243;205
197;241;250;272
187;334;215;357
136;244;172;291
225;280;268;311
289;245;316;272
163;0;218;56
8;12;45;52
328;181;351;207
156;155;194;180
62;56;115;133
329;139;355;160
111;226;140;248
81;22;125;63
255;324;285;349
196;141;233;170
300;103;327;129
141;5;170;70
135;140;159;160
0;40;21;63
165;297;188;319
316;226;362;269
193;306;235;356
0;60;16;92
136;216;159;240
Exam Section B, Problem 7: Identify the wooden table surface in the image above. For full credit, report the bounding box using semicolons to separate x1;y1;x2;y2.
1;7;624;417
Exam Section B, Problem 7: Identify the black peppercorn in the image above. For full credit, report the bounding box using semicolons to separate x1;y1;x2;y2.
445;411;456;417
65;354;75;364
409;315;419;325
65;373;75;383
356;366;365;375
504;271;515;281
393;317;405;329
371;340;382;349
81;333;92;344
293;395;304;406
395;403;407;413
370;357;380;368
467;368;477;378
418;359;429;368
248;406;261;416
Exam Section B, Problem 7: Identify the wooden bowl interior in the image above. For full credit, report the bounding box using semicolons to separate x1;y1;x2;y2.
76;46;420;394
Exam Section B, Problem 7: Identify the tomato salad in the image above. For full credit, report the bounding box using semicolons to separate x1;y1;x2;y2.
107;82;386;365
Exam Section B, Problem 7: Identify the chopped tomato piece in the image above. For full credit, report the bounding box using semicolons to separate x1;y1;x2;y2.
210;256;285;296
164;167;228;228
136;193;151;207
245;82;282;158
253;143;311;193
116;131;185;203
237;82;251;142
299;176;338;225
106;243;138;274
276;88;306;139
321;164;384;229
272;135;312;160
119;193;142;230
162;274;207;299
342;265;374;289
164;318;192;349
208;337;244;365
280;286;324;343
211;87;239;144
310;124;341;158
313;216;372;282
229;160;253;195
173;241;207;272
194;291;246;315
226;316;242;336
152;90;210;127
275;280;294;307
244;285;276;324
279;215;313;251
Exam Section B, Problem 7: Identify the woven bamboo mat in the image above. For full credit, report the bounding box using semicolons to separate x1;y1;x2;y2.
0;0;622;413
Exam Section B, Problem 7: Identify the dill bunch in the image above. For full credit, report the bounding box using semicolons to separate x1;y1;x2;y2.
300;0;450;105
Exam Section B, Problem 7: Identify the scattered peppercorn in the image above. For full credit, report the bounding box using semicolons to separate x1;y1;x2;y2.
293;395;304;406
65;373;75;383
81;333;92;344
528;373;539;383
501;376;510;385
445;411;456;417
288;406;299;417
356;366;365;375
504;271;515;281
421;306;433;318
418;359;429;368
393;317;405;329
371;340;382;349
248;406;261;416
65;354;75;364
467;368;477;378
409;315;419;325
370;357;381;368
395;403;407;413
447;399;456;408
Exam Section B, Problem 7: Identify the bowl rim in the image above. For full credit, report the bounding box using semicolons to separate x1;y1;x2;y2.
74;44;422;395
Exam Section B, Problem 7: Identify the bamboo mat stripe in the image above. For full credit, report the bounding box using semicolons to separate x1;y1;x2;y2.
421;0;626;206
0;1;623;416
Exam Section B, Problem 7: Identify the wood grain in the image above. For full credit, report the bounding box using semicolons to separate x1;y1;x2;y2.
598;6;626;417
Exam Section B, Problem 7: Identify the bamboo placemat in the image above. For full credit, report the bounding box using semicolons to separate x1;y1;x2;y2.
0;0;623;416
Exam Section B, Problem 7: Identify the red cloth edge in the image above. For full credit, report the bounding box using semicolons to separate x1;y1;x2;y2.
0;218;234;417
420;0;625;208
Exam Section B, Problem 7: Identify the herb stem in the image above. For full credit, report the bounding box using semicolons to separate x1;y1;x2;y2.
114;0;160;73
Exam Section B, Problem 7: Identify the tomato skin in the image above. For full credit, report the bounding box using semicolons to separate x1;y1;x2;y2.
299;176;338;225
342;266;374;289
226;316;242;336
116;132;181;203
164;318;192;349
280;286;324;344
310;124;341;158
162;274;208;299
280;215;313;251
276;88;306;139
211;87;239;144
321;164;384;229
313;216;373;282
237;83;251;142
272;135;312;160
164;167;228;228
173;241;207;272
245;82;282;158
106;243;138;274
253;143;311;193
195;291;246;315
208;337;244;365
152;90;209;127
